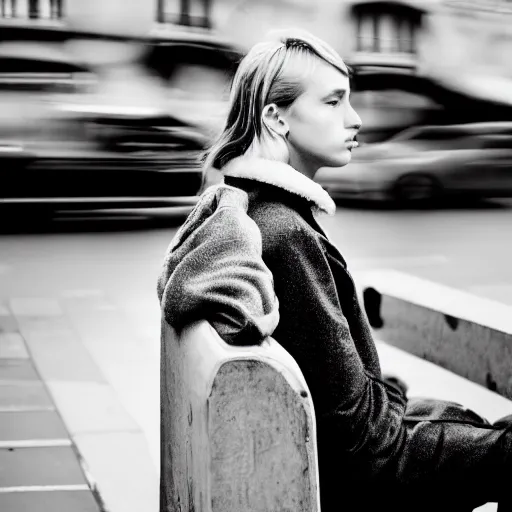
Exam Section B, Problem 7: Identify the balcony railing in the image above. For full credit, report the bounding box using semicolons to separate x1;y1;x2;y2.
1;0;212;28
0;0;63;20
349;51;417;73
156;0;211;28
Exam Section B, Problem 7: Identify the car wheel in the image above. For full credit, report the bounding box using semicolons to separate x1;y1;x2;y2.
392;174;441;204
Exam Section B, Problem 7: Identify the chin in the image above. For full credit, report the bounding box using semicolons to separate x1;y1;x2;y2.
323;152;352;169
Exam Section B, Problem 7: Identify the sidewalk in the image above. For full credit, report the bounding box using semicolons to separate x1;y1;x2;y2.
0;305;102;511
0;295;159;512
1;292;512;512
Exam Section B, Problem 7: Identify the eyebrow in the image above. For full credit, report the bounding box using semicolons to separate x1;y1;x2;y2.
323;88;348;99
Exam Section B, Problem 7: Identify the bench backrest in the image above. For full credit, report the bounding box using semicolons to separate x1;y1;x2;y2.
160;319;320;512
357;269;512;399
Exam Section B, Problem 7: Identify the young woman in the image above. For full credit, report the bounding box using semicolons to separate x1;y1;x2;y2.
159;29;512;511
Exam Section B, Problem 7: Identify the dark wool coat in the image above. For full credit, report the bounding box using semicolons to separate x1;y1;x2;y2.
159;157;512;512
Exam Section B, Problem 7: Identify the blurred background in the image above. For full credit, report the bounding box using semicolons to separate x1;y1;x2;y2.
2;0;512;210
1;3;512;509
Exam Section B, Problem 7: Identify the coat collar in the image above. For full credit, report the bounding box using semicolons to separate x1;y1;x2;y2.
221;156;336;216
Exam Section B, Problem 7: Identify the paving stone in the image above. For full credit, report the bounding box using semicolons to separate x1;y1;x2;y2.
0;360;39;381
0;446;87;487
47;381;140;435
20;325;105;384
75;431;158;512
61;290;104;299
10;298;63;317
0;333;28;359
0;411;68;441
16;315;69;334
0;491;101;512
0;315;17;334
63;296;144;358
0;383;53;411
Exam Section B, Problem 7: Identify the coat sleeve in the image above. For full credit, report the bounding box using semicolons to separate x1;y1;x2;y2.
159;207;280;346
265;223;407;477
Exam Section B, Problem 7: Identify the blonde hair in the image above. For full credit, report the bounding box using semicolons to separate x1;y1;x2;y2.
202;28;350;173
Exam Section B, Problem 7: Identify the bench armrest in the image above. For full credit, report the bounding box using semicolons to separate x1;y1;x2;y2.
160;319;320;512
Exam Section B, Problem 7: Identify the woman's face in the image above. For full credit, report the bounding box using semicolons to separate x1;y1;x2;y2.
283;59;362;175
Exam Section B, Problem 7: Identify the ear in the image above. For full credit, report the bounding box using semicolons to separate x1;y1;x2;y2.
262;103;289;138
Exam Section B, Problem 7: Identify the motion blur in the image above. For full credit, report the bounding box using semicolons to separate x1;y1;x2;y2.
0;0;241;214
2;0;512;211
2;5;512;508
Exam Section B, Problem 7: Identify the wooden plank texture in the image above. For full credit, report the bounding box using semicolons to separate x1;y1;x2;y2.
160;320;320;512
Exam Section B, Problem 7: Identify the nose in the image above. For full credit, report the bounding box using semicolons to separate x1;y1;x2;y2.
346;102;362;132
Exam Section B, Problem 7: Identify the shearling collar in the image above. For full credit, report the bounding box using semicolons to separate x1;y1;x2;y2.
221;156;336;216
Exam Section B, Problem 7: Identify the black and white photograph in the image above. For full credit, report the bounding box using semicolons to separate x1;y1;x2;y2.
1;0;512;511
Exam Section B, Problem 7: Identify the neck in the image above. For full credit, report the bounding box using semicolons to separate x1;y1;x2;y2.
287;148;319;180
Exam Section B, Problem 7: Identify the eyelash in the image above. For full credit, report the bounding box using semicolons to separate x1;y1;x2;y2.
327;99;341;106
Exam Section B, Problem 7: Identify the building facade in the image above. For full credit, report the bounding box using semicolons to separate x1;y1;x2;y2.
0;0;213;28
208;0;512;137
2;0;511;136
420;0;512;104
0;0;62;19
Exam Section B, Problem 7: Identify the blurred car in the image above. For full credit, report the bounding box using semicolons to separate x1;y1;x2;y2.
1;106;208;211
315;122;512;203
144;28;242;139
0;29;243;214
0;40;93;93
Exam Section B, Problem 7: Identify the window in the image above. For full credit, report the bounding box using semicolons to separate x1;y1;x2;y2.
0;0;62;19
357;14;378;52
0;56;94;94
157;0;211;28
354;6;420;55
379;14;397;53
167;63;231;101
478;134;512;149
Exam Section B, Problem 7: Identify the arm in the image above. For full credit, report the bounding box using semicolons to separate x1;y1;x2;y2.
158;206;279;346
265;223;407;477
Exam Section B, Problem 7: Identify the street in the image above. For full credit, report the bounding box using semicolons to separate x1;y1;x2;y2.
3;198;512;301
1;198;512;486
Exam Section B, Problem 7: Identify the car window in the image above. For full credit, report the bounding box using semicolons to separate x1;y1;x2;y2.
141;41;239;133
88;117;206;152
0;58;94;94
0;95;100;152
408;128;467;141
391;127;428;142
461;122;512;136
478;134;512;149
144;42;238;80
167;63;231;101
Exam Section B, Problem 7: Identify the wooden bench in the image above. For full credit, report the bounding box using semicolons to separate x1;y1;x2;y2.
160;271;512;512
160;319;320;512
355;269;512;400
